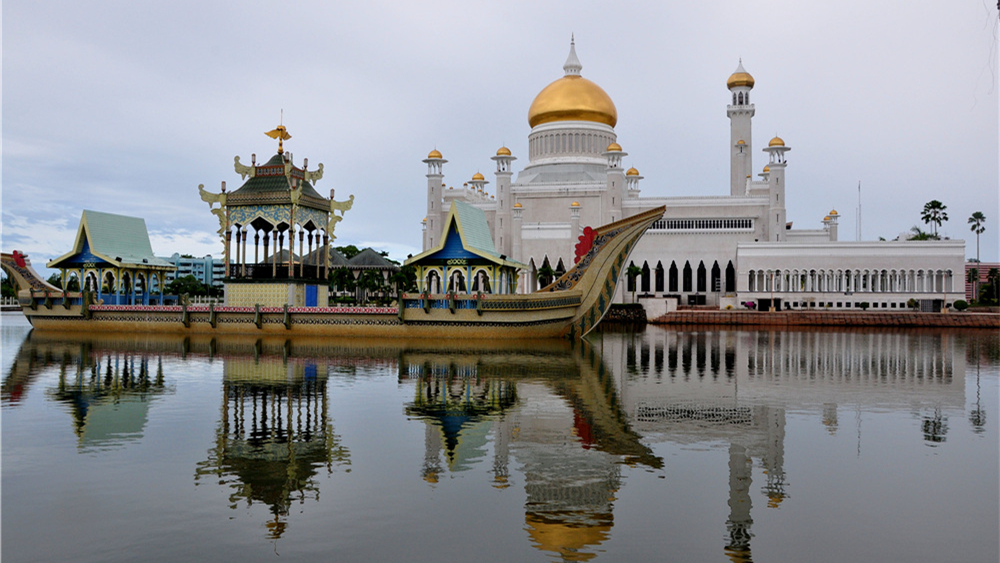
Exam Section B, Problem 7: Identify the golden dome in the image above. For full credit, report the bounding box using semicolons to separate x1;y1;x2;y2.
427;149;443;159
736;139;746;145
571;201;580;207
727;61;755;89
768;136;785;147
825;216;832;221
513;202;523;208
496;146;511;156
606;142;622;152
472;172;485;181
763;165;770;172
626;167;639;176
525;513;612;561
528;75;617;128
830;209;839;215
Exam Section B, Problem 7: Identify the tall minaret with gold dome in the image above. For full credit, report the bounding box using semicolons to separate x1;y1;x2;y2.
764;136;791;241
423;149;446;250
492;146;516;256
727;61;755;196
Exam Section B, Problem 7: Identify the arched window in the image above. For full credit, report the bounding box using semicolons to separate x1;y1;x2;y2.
471;270;491;293
448;270;466;293
641;261;651;293
84;271;99;292
683;261;693;292
697;261;707;293
725;261;736;293
711;261;721;292
655;261;665;293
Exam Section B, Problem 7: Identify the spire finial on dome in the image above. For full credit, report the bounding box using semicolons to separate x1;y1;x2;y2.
563;35;582;76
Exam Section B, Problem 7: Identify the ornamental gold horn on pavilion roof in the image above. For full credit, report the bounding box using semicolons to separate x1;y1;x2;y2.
265;124;292;154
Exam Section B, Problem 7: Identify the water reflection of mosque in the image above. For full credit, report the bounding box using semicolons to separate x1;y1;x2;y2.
3;334;172;451
593;326;969;561
401;328;971;562
401;342;661;562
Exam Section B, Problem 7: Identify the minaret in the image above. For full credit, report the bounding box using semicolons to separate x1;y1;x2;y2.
826;209;840;241
625;167;642;199
423;149;446;250
763;136;790;242
603;143;627;224
725;443;754;561
468;172;489;198
492;146;516;256
727;61;755;196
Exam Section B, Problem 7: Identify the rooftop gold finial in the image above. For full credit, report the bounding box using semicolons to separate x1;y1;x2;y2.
265;118;292;154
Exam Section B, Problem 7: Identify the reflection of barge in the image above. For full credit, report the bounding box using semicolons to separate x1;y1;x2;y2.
2;206;663;339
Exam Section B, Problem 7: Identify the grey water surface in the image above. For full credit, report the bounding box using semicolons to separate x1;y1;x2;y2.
2;311;997;563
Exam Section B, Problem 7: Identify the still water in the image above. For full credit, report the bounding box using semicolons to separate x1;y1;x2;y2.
2;312;997;562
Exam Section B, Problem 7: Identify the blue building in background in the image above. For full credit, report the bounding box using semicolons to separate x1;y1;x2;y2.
158;253;225;287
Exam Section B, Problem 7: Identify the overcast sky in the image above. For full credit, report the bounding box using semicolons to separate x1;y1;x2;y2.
3;1;998;277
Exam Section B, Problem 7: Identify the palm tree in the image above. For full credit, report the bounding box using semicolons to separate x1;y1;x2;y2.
537;264;555;288
626;263;643;303
907;225;937;241
989;268;1000;305
967;267;979;302
920;200;948;236
968;211;986;262
357;270;386;304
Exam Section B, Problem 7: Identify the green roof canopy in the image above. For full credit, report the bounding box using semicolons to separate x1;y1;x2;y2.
405;201;526;269
48;210;175;271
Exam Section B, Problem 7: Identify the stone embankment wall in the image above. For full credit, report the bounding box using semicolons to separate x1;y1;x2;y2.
651;310;1000;328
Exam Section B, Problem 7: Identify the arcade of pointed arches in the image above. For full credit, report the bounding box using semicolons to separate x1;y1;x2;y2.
627;259;738;295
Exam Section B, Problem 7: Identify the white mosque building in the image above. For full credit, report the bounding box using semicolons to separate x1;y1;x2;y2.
421;40;965;313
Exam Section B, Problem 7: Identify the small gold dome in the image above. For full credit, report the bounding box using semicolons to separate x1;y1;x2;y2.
472;172;485;181
606;142;622;152
571;201;580;207
513;202;523;208
727;61;755;89
626;167;639;176
736;139;746;145
763;165;770;173
427;149;443;159
830;209;838;215
528;75;618;128
768;136;785;147
496;146;511;156
825;216;832;221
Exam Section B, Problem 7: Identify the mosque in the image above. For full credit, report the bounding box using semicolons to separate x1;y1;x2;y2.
421;40;965;313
